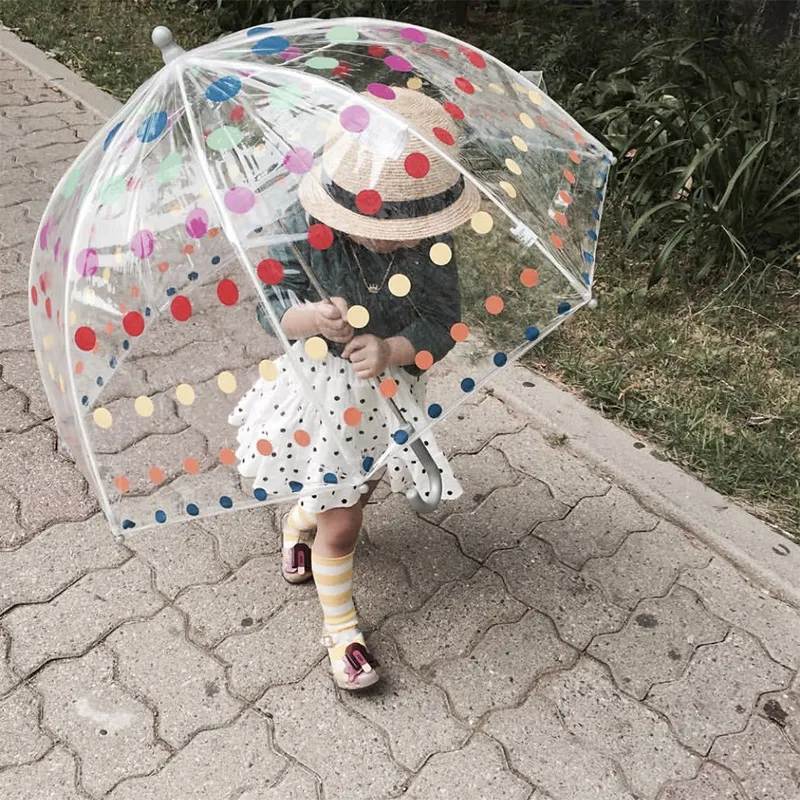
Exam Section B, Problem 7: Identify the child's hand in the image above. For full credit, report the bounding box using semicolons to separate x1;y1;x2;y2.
315;298;353;344
342;335;390;379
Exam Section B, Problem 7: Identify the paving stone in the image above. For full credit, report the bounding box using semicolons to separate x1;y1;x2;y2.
32;645;170;796
646;629;792;753
383;568;526;670
176;554;302;648
18;115;68;134
11;126;81;150
710;715;800;800
2;100;71;119
485;692;635;800
588;585;728;700
0;203;31;246
12;141;85;167
493;426;612;506
0;745;83;800
678;555;800;669
339;631;469;770
432;610;577;722
216;599;323;701
436;394;524;455
583;522;710;610
259;665;408;800
107;606;242;747
0;513;128;613
4;557;162;676
658;762;747;800
0;178;55;211
756;684;800;751
0;320;34;352
0;484;27;549
127;522;228;601
536;487;658;570
443;477;568;561
245;762;321;800
0;290;28;326
538;656;700;798
403;733;532;800
486;536;627;649
0;350;50;416
0;387;40;435
0;684;51;767
107;710;286;800
0;626;18;695
197;504;280;569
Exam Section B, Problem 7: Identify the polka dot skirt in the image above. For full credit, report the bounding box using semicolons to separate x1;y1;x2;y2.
228;342;462;514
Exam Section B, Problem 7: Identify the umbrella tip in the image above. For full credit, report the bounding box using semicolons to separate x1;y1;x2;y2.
152;26;185;64
588;297;598;310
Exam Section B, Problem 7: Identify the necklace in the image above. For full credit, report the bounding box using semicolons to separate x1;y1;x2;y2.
351;244;395;294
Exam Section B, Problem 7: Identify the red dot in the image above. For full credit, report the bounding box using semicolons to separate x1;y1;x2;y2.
550;233;564;249
368;44;387;57
568;151;581;164
257;258;285;285
123;311;145;336
433;127;455;146
230;104;244;122
461;47;486;68
332;63;351;78
30;286;38;306
39;273;47;293
217;278;239;305
171;295;192;321
431;47;450;59
442;102;464;120
45;297;52;319
308;223;334;250
553;211;568;227
455;77;475;94
355;189;383;215
404;152;430;179
74;326;96;351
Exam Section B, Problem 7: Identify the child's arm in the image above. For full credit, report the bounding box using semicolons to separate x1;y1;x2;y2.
281;297;353;343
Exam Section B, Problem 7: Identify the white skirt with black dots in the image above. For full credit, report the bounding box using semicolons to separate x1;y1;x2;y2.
228;342;463;514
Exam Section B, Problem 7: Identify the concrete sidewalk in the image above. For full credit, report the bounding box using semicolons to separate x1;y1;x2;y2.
1;32;799;800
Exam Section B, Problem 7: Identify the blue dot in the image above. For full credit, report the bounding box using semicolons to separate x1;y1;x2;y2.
186;503;199;516
595;189;604;201
247;26;273;36
461;377;475;393
583;251;594;265
582;271;591;285
289;480;303;492
254;487;267;501
603;154;612;164
393;429;409;445
592;209;601;220
525;326;540;341
493;352;508;367
121;519;135;530
104;121;123;151
323;472;338;484
599;170;608;181
362;456;374;472
109;357;117;369
155;510;167;523
219;495;233;509
587;229;598;241
205;76;242;102
252;36;291;56
211;256;220;265
96;376;104;387
558;301;572;315
188;272;198;281
428;403;442;418
144;307;152;316
254;226;263;233
137;111;168;143
81;395;89;406
166;287;176;297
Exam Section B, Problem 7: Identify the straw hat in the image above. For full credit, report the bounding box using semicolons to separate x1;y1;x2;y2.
298;87;481;240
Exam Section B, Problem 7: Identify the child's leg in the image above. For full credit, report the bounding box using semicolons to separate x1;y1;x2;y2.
281;505;317;584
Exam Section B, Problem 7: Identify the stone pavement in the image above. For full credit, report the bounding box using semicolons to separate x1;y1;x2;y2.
2;36;800;800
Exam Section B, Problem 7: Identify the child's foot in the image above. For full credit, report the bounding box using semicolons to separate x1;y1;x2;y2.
282;504;316;584
321;628;380;690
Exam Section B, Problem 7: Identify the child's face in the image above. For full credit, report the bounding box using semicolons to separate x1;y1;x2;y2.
349;235;422;254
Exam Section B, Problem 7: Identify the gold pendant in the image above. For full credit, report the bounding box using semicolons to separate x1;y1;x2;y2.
367;284;380;294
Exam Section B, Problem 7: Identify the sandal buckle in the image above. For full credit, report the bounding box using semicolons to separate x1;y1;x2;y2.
291;543;311;575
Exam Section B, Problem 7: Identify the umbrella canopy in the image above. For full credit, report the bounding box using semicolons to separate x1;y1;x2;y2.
28;18;613;538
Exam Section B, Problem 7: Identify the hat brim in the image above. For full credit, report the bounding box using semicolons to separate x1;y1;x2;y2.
297;167;482;241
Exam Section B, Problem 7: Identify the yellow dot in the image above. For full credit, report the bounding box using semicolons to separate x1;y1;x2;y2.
48;362;55;380
114;246;123;264
217;371;237;394
388;273;411;297
499;181;517;199
471;211;494;235
347;305;370;328
488;83;505;94
407;76;422;90
86;287;95;300
58;374;65;393
429;242;452;266
513;82;525;93
200;185;211;198
102;267;111;282
519;112;535;129
176;383;195;405
171;203;182;215
43;333;54;351
227;164;241;180
505;158;522;176
68;310;77;326
259;359;278;381
529;89;543;105
134;395;154;417
93;407;112;428
512;135;528;152
305;336;328;360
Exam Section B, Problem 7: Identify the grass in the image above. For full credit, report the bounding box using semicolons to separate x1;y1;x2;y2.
1;0;797;539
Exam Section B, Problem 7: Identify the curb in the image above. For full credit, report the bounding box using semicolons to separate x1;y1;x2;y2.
2;27;797;608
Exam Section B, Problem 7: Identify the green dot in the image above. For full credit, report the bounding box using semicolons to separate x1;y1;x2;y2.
206;125;243;152
62;167;81;198
157;151;183;184
98;176;126;205
271;84;304;110
306;56;339;70
326;25;359;44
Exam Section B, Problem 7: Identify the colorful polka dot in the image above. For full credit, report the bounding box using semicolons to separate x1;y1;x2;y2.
254;487;268;501
256;438;273;456
284;146;314;174
521;268;539;287
217;279;239;305
104;122;122;151
505;158;522;176
404;152;430;178
137;111;167;143
134;396;154;417
558;301;572;314
148;467;165;484
123;312;145;337
326;24;359;43
308;223;334;250
429;242;452;265
131;229;155;259
219;495;233;508
388;273;411;297
471;211;494;235
563;169;576;185
461;47;486;68
367;83;396;100
343;407;362;426
340;105;370;133
529;90;543;105
185;208;209;239
488;83;505;94
433;126;455;146
176;384;195;405
550;233;564;249
414;350;434;370
568;150;581;164
93;408;112;428
355;189;382;215
428;403;442;418
379;378;398;398
400;26;426;42
512;135;528;152
485;295;504;314
257;258;284;285
450;322;469;342
259;359;278;381
155;510;167;524
347;305;370;328
219;448;236;466
499;181;517;198
294;429;311;447
289;481;304;492
307;56;339;70
385;54;413;72
323;473;338;484
217;371;237;393
252;36;290;55
171;295;192;321
305;336;328;360
183;457;200;474
114;476;130;493
75;248;98;278
392;429;409;445
461;377;475;392
443;101;465;120
455;77;475;94
553;211;568;227
225;186;255;214
186;504;199;516
494;352;508;367
207;125;243;151
407;76;423;90
525;326;540;341
206;76;241;102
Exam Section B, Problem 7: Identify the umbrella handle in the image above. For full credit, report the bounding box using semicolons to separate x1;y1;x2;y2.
404;433;443;515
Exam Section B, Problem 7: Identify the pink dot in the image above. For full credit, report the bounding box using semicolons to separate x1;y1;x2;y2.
283;147;314;174
185;208;209;239
280;45;302;60
131;230;155;259
367;83;396;100
340;105;370;133
39;218;53;250
400;27;426;43
54;238;61;261
75;248;98;277
385;55;413;72
225;186;256;214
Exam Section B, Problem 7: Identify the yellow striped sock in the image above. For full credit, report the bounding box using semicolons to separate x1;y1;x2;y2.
283;504;317;548
312;550;357;634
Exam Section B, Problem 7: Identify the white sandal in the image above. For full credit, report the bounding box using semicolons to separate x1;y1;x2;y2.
281;505;316;584
321;628;380;690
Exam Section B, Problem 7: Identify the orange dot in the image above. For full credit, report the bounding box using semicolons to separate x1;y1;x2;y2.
558;190;572;205
75;361;84;375
158;261;170;273
554;211;568;227
114;476;130;493
568;151;581;164
573;130;585;144
119;304;127;314
91;342;100;355
343;407;362;426
485;295;504;315
183;244;195;255
563;169;576;185
415;350;434;370
294;429;311;447
105;321;114;335
183;457;200;474
149;467;165;484
256;439;273;456
450;322;469;342
208;227;219;238
379;378;398;398
219;448;236;466
520;268;539;288
550;233;564;249
130;285;140;299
